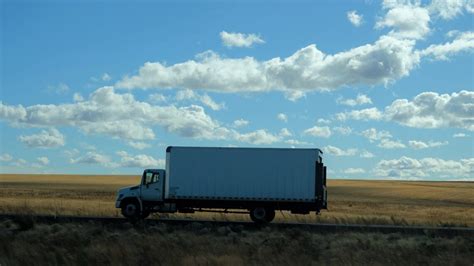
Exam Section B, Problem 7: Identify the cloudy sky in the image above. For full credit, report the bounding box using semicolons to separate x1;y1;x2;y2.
1;0;473;180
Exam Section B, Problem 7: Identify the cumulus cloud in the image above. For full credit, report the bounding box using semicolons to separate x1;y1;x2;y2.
324;145;358;156
232;119;249;128
337;90;474;131
360;150;375;158
0;153;13;162
384;90;474;131
279;128;292;138
176;89;224;111
336;108;383;121
127;141;151;150
0;87;287;146
277;113;288;122
374;156;474;179
347;10;363;27
337;94;373;106
429;0;474;19
378;139;406;149
376;5;431;40
333;126;352;135
235;129;280;145
420;31;474;60
37;156;49;165
220;31;265;48
317;118;331;124
117;151;164;168
453;133;468;138
102;73;112;81
361;128;392;142
408;140;448;149
304;126;332;138
18;128;65;148
343;167;366;174
70;151;111;165
116;35;420;93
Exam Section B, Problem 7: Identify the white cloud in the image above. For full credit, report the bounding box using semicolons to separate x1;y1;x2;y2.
102;73;112;81
343;167;366;174
361;128;392;142
176;89;224;111
376;5;431;40
428;0;474;20
347;10;363;27
337;90;474;131
232;119;249;128
374;156;474;179
304;126;332;138
336;107;383;121
420;31;474;61
220;31;265;48
70;151;111;165
73;93;84;102
284;90;306;102
317;118;331;124
284;139;312;146
0;87;290;146
0;102;27;121
148;93;167;103
37;156;49;165
277;113;288;122
360;150;375;158
378;139;406;149
324;145;358;156
117;151;164;168
453;133;468;138
0;153;13;162
385;90;474;131
127;141;151;150
80;121;155;140
337;94;373;106
235;129;280;145
279;128;292;137
18;128;65;148
333;126;352;135
408;140;448;149
116;35;419;93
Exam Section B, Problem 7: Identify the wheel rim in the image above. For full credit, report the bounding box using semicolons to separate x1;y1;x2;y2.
125;203;137;216
253;208;266;220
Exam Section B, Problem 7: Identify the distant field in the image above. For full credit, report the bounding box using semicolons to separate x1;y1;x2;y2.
0;174;473;227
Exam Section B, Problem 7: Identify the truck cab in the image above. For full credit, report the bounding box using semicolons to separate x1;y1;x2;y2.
115;169;165;218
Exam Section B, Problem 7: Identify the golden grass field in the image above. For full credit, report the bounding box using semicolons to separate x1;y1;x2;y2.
0;174;473;227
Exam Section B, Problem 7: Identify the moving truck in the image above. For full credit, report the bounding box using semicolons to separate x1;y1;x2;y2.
115;146;327;223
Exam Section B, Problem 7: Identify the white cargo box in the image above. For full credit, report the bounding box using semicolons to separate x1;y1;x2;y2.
165;147;322;202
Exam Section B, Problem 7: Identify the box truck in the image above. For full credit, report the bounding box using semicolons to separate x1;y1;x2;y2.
115;146;327;223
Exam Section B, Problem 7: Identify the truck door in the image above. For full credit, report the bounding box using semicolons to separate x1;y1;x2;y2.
141;170;165;202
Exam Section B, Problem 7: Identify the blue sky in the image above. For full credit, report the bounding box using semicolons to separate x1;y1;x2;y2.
1;0;473;180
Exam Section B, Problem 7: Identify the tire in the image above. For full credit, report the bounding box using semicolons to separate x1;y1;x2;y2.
121;200;140;219
250;207;274;224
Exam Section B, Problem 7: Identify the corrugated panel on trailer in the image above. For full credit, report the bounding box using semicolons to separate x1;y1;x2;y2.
166;147;320;201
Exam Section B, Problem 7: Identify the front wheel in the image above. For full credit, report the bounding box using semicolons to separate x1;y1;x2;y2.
249;207;275;224
121;201;140;219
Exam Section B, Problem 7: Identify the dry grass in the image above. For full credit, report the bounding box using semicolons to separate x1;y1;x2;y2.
1;174;473;227
0;218;473;266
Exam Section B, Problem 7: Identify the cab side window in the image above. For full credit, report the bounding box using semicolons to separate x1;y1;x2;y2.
144;172;160;185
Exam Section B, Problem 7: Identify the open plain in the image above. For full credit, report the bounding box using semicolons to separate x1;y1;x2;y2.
1;174;473;265
0;174;473;226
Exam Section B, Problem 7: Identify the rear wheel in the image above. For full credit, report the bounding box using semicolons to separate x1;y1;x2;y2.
250;207;275;224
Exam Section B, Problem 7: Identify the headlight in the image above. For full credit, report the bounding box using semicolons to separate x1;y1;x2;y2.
117;194;124;200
